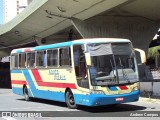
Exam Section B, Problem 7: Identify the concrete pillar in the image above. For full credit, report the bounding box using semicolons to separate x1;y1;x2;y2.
71;16;160;60
71;16;160;55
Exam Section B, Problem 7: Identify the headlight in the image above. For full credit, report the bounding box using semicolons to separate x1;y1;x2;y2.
132;83;140;91
90;90;104;94
132;86;138;91
132;82;140;91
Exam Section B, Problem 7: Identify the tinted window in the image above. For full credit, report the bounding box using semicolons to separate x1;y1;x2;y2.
47;49;58;66
27;52;35;68
19;53;26;68
36;51;46;67
59;48;71;66
11;55;18;68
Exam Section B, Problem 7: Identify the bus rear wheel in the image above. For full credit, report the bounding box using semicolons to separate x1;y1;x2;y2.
23;86;30;101
65;90;77;109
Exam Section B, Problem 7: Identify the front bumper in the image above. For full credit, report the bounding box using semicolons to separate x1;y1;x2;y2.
74;90;140;106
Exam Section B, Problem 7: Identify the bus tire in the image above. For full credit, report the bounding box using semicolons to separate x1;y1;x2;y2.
65;90;77;109
23;86;30;101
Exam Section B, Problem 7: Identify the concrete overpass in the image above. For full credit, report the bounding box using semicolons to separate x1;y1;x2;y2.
0;0;160;60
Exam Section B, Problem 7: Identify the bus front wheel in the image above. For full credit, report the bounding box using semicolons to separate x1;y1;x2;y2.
23;86;30;101
65;90;77;109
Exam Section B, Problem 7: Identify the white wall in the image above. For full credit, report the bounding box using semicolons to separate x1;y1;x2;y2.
140;82;160;96
140;82;152;92
153;82;160;96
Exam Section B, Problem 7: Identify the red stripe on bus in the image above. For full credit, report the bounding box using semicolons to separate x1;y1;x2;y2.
119;86;128;90
31;69;77;89
11;80;27;85
24;48;31;52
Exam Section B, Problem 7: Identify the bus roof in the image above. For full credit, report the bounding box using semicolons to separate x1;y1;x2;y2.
11;38;131;54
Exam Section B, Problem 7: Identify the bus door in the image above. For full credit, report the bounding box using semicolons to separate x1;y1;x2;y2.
73;45;89;89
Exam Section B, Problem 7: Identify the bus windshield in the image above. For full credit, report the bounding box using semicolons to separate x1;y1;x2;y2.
87;43;138;86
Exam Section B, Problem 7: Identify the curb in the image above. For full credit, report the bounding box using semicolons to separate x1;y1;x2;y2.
139;97;160;103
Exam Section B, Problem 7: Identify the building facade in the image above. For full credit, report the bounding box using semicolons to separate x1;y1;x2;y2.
4;0;32;23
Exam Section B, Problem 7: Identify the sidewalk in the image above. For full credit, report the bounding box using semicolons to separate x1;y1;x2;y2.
0;88;12;94
139;95;160;103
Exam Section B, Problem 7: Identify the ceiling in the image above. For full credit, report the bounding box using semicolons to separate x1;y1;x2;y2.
0;0;160;50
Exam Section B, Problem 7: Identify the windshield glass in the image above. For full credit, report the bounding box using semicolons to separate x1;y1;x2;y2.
90;55;117;86
114;55;137;83
87;43;138;86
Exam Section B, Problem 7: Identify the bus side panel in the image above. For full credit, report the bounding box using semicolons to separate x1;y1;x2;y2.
27;86;66;102
11;69;66;102
11;69;27;96
12;87;23;95
22;69;66;102
11;68;77;103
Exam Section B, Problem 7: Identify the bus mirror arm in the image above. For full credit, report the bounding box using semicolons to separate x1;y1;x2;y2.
85;53;91;66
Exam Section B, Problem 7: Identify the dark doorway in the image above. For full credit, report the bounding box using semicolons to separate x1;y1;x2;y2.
0;62;11;88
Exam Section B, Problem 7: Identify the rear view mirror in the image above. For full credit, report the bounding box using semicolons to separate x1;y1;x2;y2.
134;48;146;64
85;53;91;66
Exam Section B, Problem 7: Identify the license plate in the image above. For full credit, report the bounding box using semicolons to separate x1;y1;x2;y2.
115;97;124;101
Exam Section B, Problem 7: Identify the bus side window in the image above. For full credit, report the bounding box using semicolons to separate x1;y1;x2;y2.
11;55;18;69
59;47;71;66
19;54;22;68
36;51;45;67
47;49;58;67
43;51;46;67
73;48;79;76
27;53;31;67
27;52;35;68
19;53;26;68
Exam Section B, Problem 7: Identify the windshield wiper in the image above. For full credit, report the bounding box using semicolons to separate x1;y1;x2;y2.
119;57;130;83
110;59;116;82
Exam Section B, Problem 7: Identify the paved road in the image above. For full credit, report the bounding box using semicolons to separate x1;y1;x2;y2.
0;89;160;120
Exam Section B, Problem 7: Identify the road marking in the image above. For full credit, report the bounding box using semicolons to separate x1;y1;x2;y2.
56;109;65;111
0;106;56;110
0;106;76;111
0;107;80;112
0;94;14;96
1;117;17;120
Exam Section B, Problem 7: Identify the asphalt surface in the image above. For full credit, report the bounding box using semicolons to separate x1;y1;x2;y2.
0;89;160;120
